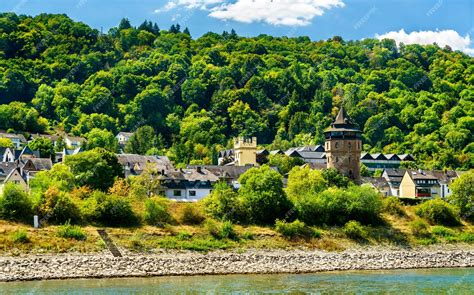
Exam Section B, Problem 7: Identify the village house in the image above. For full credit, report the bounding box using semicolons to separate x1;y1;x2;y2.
159;167;220;201
0;166;27;194
361;177;391;196
0;132;27;149
116;132;134;145
187;165;257;190
381;168;406;196
29;133;60;146
65;135;86;149
20;158;53;183
0;147;15;162
399;170;441;198
116;154;174;178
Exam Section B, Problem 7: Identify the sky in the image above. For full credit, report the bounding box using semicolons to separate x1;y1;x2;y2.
1;0;473;54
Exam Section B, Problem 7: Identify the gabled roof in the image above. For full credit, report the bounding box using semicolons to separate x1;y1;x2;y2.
4;168;26;185
399;154;416;161
116;132;134;137
16;146;40;160
270;150;284;155
0;132;27;142
361;177;390;189
65;135;86;142
406;170;438;181
360;152;373;160
218;149;234;158
295;151;326;159
285;150;302;157
0;162;18;180
370;153;387;160
64;147;82;155
187;165;254;181
384;154;401;161
22;158;53;171
428;170;459;184
301;162;327;170
30;133;60;141
257;149;269;156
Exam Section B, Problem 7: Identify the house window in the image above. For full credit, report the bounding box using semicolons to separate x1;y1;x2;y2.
173;190;182;197
189;190;196;197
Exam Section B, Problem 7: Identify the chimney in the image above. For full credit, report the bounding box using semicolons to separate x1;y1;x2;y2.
161;169;165;176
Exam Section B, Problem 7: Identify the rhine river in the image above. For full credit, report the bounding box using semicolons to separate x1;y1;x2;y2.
0;268;472;294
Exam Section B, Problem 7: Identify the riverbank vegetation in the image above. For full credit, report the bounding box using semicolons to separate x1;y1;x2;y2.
0;166;472;255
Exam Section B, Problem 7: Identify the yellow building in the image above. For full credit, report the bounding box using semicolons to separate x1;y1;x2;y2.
399;170;440;198
234;137;257;166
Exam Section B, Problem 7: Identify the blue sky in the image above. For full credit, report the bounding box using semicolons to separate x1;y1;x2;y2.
1;0;473;54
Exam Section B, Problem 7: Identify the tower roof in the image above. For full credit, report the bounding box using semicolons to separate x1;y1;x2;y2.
325;107;361;133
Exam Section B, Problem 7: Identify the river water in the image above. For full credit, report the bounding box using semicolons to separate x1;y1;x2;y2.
1;268;472;294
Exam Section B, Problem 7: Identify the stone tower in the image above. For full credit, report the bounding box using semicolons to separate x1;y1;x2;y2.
324;107;362;183
234;137;257;166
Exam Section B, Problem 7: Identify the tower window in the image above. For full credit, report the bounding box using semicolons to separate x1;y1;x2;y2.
336;157;339;163
335;142;339;149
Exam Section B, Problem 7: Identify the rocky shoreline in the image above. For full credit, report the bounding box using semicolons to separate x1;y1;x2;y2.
0;246;473;282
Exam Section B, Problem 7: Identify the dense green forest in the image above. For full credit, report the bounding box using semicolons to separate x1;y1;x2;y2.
0;13;472;169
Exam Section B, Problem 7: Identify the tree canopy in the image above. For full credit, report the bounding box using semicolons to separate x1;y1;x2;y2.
0;13;472;169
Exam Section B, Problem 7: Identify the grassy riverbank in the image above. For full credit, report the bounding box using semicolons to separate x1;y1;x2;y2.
1;203;473;256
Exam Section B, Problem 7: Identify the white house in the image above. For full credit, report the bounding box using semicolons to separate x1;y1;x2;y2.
0;133;27;149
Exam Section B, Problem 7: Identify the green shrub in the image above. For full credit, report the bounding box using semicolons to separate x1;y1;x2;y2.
203;182;246;222
431;226;455;237
220;221;238;240
204;220;238;240
0;183;32;221
381;197;405;216
238;166;292;224
37;186;82;224
84;191;138;226
458;232;474;243
10;230;29;243
275;219;314;239
296;185;382;226
176;231;192;240
343;220;367;240
242;231;254;240
57;221;86;240
178;204;205;225
144;197;171;226
410;218;430;237
415;198;460;226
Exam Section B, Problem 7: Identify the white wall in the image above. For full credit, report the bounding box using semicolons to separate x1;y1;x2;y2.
165;188;212;202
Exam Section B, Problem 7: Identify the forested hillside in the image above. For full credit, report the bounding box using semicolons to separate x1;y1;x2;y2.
0;13;472;169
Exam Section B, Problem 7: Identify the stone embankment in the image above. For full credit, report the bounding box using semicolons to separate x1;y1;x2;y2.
0;246;473;281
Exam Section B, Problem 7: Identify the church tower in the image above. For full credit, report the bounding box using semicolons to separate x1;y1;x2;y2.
324;107;362;183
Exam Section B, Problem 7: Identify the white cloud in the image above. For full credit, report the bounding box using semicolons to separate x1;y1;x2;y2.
155;0;224;13
376;29;474;55
156;0;345;26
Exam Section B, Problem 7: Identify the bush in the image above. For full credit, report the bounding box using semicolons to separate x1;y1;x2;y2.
381;197;405;216
10;229;29;243
415;198;460;226
38;187;82;224
343;220;367;240
431;226;455;237
296;185;382;226
144;197;171;226
410;218;430;237
458;232;474;243
239;166;292;224
448;171;473;221
275;219;315;239
203;182;245;222
0;183;32;221
84;191;138;226
204;220;238;240
57;221;86;240
220;221;238;240
178;204;205;225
